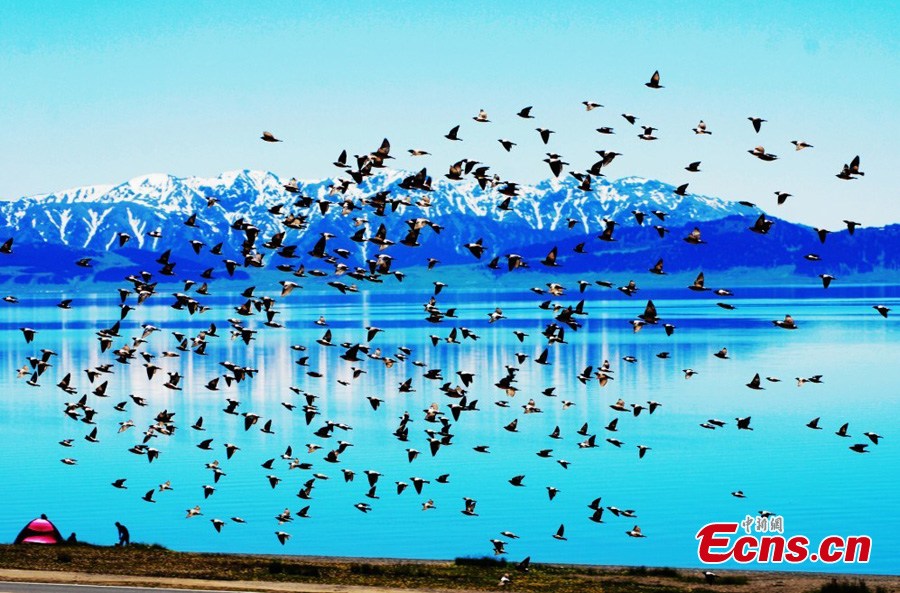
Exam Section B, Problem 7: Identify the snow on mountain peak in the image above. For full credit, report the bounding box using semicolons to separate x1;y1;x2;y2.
0;168;752;257
616;176;651;185
128;173;175;189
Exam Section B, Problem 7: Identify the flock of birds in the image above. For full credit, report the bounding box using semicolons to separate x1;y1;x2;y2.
5;68;891;582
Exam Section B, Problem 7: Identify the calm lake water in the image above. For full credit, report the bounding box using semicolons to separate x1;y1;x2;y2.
0;286;897;574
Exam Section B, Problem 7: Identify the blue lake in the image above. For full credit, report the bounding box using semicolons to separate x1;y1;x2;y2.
0;286;897;574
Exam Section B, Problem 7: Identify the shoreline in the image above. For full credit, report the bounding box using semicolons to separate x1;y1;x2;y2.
0;545;896;593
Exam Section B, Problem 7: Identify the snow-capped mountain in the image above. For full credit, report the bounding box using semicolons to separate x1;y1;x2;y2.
3;171;290;252
0;169;897;283
0;169;743;252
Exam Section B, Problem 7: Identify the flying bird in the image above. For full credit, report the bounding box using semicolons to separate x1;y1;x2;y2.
748;117;766;133
773;314;797;330
748;145;778;161
693;121;711;135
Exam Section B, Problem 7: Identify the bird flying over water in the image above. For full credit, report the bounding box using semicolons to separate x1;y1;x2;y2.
0;64;884;563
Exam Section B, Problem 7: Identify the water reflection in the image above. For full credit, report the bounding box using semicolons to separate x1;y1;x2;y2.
0;290;896;573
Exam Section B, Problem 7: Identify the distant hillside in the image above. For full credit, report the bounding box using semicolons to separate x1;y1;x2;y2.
0;169;896;286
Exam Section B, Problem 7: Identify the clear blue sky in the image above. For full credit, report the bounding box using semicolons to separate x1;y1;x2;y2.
1;1;897;227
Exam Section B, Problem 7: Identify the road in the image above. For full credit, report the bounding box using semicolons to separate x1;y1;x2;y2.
0;584;277;593
0;585;245;593
0;577;416;593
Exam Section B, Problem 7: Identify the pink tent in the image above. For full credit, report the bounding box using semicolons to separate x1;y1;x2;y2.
14;515;63;545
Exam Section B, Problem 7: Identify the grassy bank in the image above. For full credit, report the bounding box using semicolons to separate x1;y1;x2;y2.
0;543;896;593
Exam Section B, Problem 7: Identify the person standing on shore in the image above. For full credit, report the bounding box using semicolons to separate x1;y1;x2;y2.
115;522;129;546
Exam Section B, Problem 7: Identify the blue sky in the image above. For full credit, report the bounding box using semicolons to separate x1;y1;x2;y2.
1;1;897;227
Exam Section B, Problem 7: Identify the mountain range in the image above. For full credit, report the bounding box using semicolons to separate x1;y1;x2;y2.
0;169;897;286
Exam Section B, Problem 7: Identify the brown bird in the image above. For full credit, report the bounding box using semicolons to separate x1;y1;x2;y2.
692;120;711;135
683;227;705;245
748;146;777;161
688;272;709;291
773;314;798;330
473;109;490;123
